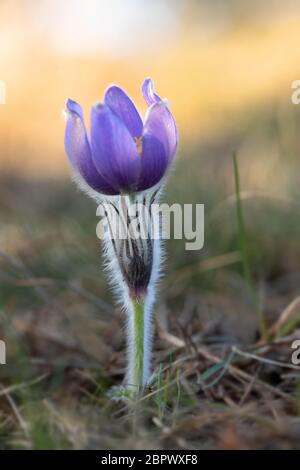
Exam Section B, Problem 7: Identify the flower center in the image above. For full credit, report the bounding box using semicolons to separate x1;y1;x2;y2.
134;136;143;156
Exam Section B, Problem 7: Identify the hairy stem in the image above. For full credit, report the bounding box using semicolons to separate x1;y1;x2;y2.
131;298;145;390
100;191;162;394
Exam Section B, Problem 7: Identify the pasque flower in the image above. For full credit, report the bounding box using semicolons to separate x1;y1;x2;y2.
64;79;178;396
65;78;178;195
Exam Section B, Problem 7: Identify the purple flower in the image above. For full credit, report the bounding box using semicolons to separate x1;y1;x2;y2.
64;79;178;195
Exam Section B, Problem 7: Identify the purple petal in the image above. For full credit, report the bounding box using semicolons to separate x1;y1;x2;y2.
104;85;143;139
146;101;178;160
91;104;141;192
137;134;168;190
66;98;84;119
141;78;161;106
65;99;119;195
137;101;178;190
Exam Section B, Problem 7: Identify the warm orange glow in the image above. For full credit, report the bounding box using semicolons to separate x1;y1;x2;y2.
0;0;300;190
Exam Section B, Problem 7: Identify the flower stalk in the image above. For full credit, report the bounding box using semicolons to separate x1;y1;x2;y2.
101;191;161;392
131;298;145;389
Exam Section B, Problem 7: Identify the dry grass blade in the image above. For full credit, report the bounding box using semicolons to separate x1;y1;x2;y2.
270;296;300;337
159;330;296;403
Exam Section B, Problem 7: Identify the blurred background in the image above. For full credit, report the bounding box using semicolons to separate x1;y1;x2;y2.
0;0;300;450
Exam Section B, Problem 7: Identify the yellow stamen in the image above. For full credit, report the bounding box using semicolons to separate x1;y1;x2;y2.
134;136;143;156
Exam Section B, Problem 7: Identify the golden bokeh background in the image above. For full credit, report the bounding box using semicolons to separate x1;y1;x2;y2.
1;0;300;192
